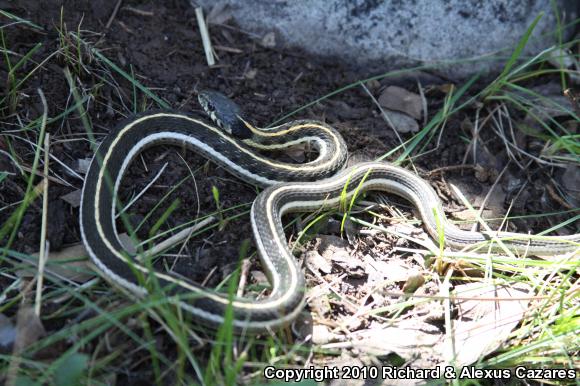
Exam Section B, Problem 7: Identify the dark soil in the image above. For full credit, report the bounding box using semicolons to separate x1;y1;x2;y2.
0;0;577;384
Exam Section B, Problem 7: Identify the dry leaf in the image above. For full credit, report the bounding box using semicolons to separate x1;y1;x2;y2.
364;256;410;283
261;32;276;48
24;234;136;282
311;324;334;345
402;272;425;293
351;319;440;358
244;68;257;80
319;235;348;254
0;314;16;354
559;164;579;206
380;109;419;134
304;250;332;274
76;158;91;174
440;282;531;366
283;142;307;163
25;243;95;283
547;48;579;83
60;189;82;207
378;86;423;120
250;270;268;286
206;2;232;24
13;307;45;353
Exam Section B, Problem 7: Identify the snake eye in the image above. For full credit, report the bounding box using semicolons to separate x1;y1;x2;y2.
198;90;253;138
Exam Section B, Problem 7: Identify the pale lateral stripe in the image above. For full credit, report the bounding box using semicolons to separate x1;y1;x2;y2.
94;131;300;310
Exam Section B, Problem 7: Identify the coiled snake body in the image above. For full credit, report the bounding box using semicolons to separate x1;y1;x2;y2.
80;90;579;332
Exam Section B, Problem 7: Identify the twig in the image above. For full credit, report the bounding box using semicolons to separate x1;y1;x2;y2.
416;79;428;126
360;83;406;149
236;259;251;297
122;6;155;17
35;132;50;317
106;0;123;30
426;164;475;177
546;182;574;210
0;149;24;175
195;7;215;66
470;162;509;233
117;162;168;217
35;89;49;317
141;216;215;258
174;152;201;258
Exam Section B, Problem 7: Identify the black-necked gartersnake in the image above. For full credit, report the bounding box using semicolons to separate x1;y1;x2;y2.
80;90;579;332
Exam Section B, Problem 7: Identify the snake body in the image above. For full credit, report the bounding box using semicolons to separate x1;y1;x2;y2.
80;91;579;332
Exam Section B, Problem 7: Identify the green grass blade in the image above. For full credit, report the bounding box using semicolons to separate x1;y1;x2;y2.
484;12;544;97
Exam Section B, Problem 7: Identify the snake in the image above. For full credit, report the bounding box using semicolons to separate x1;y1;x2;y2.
80;90;580;332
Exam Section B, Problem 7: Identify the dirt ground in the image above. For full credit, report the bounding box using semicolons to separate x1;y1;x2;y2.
1;0;578;384
1;0;469;272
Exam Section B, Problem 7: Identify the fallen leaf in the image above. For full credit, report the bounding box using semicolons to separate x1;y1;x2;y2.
24;243;95;283
244;68;257;80
378;86;423;120
0;314;16;354
547;48;579;83
351;319;441;358
380;109;419;134
206;2;232;24
76;158;91;174
14;307;45;353
261;32;276;48
311;324;335;345
304;250;332;275
251;270;268;286
402;272;425;293
363;256;410;283
60;189;82;207
558;164;579;206
439;282;531;366
23;234;136;282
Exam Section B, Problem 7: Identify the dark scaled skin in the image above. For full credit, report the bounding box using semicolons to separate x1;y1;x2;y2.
197;90;252;139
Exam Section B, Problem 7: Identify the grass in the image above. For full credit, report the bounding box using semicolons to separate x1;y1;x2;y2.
0;5;578;386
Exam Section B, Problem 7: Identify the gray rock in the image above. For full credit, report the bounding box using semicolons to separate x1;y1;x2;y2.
197;0;577;80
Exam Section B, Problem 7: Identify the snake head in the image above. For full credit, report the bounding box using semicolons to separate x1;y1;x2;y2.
198;90;252;139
